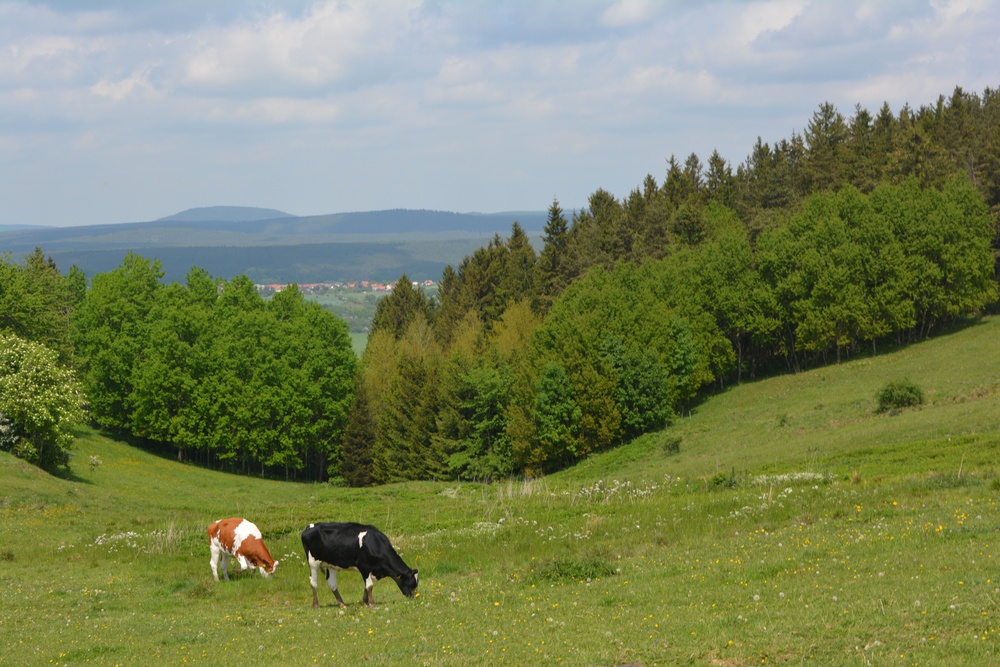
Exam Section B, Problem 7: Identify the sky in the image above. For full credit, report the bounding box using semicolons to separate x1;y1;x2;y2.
2;1;998;228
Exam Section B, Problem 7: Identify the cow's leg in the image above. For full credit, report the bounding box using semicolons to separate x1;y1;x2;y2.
237;553;250;572
326;569;347;607
220;552;231;581
210;543;221;581
308;555;346;608
308;554;322;608
363;572;377;607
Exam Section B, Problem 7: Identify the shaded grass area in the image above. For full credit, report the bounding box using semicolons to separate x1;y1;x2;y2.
3;317;1000;664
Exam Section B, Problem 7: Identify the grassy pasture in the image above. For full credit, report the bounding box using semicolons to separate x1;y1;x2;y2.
306;290;384;336
3;319;1000;665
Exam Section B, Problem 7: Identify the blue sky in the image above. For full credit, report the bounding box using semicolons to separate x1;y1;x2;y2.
2;0;998;227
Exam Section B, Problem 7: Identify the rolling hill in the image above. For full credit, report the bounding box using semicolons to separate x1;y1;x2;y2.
0;207;548;283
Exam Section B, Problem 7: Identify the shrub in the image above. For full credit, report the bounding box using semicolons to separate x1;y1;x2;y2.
875;379;924;414
709;467;742;489
533;554;618;583
661;434;681;455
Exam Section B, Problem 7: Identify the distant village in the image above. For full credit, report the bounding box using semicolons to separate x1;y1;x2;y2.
256;278;437;296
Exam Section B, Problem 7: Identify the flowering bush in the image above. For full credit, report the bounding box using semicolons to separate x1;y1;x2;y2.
0;333;87;470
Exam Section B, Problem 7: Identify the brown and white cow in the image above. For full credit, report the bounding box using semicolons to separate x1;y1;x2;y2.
207;518;278;581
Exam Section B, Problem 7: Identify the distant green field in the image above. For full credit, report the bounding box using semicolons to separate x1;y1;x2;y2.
349;332;367;356
2;317;999;664
308;290;384;334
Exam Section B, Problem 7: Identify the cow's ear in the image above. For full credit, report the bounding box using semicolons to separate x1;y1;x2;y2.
413;569;418;580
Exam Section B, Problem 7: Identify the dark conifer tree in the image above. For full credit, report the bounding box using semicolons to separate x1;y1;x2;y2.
536;198;570;313
802;101;849;192
499;222;538;312
705;150;736;209
338;375;375;486
369;274;436;341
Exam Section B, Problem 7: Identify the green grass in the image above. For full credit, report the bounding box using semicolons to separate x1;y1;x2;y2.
3;319;1000;664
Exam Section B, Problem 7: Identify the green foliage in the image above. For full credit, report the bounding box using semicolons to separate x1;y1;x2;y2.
0;249;79;366
443;362;514;481
709;467;743;489
338;374;375;487
0;333;86;470
435;224;538;343
73;256;356;480
530;362;582;471
802;101;849;192
661;433;681;455
370;274;436;341
535;198;571;314
72;251;164;431
875;379;925;414
371;314;447;483
602;337;674;439
525;261;711;469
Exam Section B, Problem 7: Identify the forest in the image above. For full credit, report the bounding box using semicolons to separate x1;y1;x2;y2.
1;85;998;482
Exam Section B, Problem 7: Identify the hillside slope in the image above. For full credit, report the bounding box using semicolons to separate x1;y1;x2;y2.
562;316;1000;484
2;316;998;664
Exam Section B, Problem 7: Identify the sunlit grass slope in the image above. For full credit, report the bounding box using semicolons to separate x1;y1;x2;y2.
2;317;999;665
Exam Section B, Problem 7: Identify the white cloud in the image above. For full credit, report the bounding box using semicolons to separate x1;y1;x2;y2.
180;0;423;91
625;64;719;98
11;87;36;102
733;0;808;47
600;0;658;27
228;97;341;125
90;68;154;102
72;130;101;150
931;0;991;22
1;35;81;82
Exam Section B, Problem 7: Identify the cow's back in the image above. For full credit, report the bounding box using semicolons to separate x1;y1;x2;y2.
302;521;383;567
208;517;241;552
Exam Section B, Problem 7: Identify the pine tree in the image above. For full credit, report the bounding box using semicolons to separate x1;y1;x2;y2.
370;274;436;341
802;101;849;192
339;375;375;486
535;198;570;313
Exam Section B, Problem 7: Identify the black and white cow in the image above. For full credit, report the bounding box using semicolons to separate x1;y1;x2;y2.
301;522;418;608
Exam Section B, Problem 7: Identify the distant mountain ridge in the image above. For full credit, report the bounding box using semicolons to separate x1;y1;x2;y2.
156;206;296;223
0;206;548;284
0;224;50;231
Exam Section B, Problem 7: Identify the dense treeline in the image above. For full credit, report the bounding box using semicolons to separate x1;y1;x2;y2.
1;86;998;477
2;249;357;476
70;254;357;479
344;87;1000;481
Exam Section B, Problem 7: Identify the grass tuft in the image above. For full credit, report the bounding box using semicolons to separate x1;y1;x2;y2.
189;578;215;599
533;553;619;583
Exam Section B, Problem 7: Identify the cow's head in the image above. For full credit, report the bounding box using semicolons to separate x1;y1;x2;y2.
394;568;418;598
259;559;279;579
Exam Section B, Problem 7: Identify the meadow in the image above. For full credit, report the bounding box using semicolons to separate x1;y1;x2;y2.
2;317;999;665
